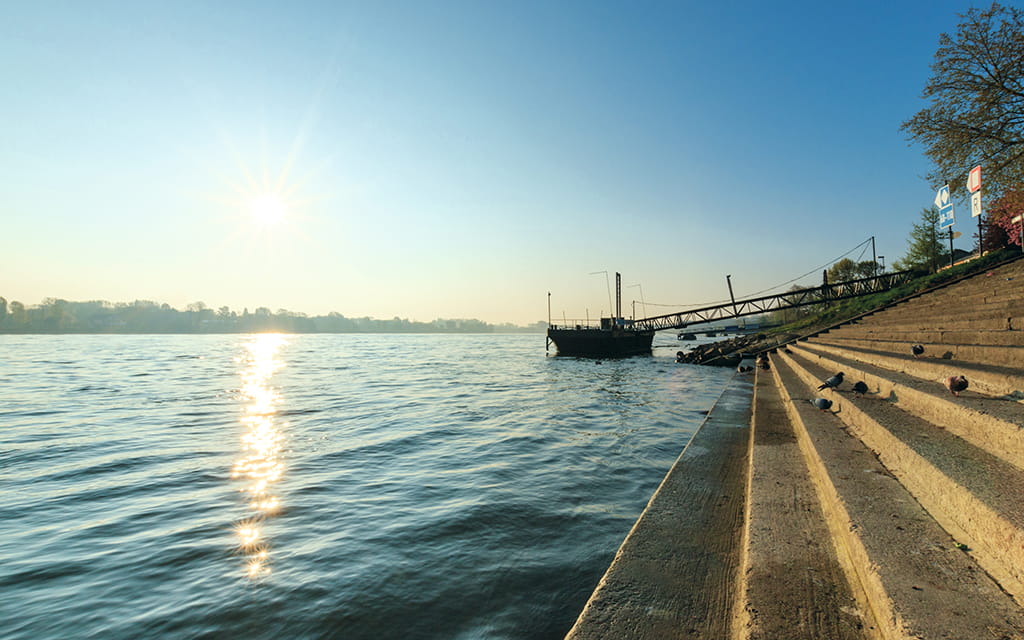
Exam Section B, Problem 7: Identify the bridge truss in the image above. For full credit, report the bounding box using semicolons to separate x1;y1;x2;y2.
629;270;916;333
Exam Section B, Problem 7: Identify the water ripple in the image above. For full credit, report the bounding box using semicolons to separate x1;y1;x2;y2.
0;333;732;640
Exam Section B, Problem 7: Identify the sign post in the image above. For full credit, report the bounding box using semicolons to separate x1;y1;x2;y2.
967;165;982;193
935;185;955;229
967;165;983;254
948;230;962;268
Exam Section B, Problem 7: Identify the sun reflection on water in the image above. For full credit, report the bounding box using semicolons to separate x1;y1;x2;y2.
232;333;287;578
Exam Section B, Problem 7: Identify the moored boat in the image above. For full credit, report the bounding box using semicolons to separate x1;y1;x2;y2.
546;271;654;357
547;321;655;357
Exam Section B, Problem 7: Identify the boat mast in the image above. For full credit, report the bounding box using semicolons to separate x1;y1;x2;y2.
615;272;621;323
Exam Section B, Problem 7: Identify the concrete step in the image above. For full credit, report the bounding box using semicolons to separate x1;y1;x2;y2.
822;326;1024;347
864;304;1024;327
893;278;1024;303
786;342;1024;471
780;348;1024;606
767;354;1024;638
869;306;1024;329
797;338;1024;399
564;377;752;639
854;259;1024;324
738;371;869;639
809;335;1024;369
884;278;1019;301
844;315;1022;332
893;276;1024;306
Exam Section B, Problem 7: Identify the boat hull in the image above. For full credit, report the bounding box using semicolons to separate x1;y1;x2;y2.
547;327;655;357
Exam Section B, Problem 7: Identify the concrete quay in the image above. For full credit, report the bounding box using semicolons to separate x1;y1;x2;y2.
566;256;1024;639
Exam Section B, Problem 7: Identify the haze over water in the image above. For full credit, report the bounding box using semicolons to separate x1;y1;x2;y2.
1;333;732;639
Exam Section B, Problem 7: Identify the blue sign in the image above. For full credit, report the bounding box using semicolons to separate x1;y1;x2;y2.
934;185;955;228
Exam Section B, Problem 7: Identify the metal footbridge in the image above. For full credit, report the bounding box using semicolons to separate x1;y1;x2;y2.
626;270;915;333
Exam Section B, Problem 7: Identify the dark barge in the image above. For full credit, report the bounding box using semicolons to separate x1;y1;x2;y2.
546;271;655;357
547;320;655;357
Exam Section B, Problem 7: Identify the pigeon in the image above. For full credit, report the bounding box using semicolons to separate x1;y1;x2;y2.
911;344;925;358
817;372;844;391
852;381;869;396
811;397;833;411
946;375;968;396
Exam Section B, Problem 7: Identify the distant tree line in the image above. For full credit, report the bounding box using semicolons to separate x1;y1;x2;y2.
0;298;547;334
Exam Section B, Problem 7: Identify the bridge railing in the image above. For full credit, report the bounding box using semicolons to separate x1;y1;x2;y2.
628;270;916;333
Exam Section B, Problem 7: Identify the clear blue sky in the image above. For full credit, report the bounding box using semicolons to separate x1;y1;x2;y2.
0;1;985;325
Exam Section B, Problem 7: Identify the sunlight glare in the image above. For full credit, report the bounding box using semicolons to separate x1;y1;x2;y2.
248;192;288;228
231;334;288;579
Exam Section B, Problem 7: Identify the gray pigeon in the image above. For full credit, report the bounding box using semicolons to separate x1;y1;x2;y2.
912;344;925;358
817;372;844;391
946;375;968;396
852;381;868;396
811;397;833;411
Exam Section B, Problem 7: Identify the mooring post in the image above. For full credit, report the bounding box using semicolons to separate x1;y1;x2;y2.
615;272;622;323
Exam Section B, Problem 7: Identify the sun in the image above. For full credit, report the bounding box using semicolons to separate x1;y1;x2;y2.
248;192;288;228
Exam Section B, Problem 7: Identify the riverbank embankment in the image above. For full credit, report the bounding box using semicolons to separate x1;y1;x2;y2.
564;375;753;639
568;253;1024;639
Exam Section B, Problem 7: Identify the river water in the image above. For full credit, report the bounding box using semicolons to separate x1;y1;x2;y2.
0;333;733;639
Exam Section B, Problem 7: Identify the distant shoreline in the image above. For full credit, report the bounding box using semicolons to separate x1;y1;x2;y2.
0;297;545;335
0;329;546;335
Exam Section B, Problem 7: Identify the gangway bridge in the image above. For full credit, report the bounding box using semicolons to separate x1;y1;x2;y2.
627;270;916;333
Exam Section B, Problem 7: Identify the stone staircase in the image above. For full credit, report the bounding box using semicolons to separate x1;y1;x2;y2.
746;255;1024;638
565;256;1024;640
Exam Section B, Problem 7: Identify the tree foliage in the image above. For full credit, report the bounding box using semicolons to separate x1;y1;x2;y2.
986;188;1024;247
901;3;1024;195
894;206;950;272
826;258;878;283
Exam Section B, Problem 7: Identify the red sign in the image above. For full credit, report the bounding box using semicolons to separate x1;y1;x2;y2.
967;165;982;193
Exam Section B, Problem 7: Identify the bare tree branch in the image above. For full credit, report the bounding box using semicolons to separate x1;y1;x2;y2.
903;3;1024;195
